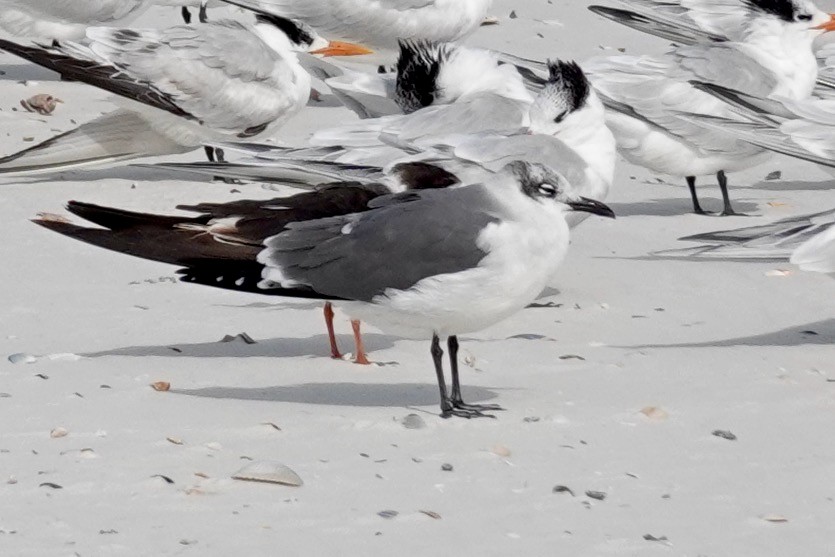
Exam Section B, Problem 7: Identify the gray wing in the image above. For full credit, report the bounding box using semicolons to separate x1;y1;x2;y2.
311;93;528;151
676;112;835;168
609;0;753;40
83;22;298;134
587;47;776;153
258;185;501;302
2;0;147;23
653;209;835;261
588;4;724;46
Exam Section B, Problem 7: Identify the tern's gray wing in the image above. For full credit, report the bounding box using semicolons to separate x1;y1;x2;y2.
588;4;724;46
587;48;774;154
653;209;835;262
608;0;754;41
2;0;147;23
299;53;401;118
258;184;501;302
791;227;835;274
312;93;528;151
82;22;299;135
677;112;835;168
220;0;490;47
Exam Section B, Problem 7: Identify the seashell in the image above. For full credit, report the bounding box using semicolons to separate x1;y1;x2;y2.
150;381;170;392
491;444;511;458
20;94;63;115
50;427;69;438
232;461;303;487
401;414;426;430
8;353;37;364
640;406;668;421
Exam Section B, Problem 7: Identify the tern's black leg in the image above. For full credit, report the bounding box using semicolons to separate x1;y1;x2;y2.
686;176;709;215
199;1;208;23
181;6;192;24
432;335;488;419
716;170;743;216
204;146;216;162
214;147;226;163
448;336;502;414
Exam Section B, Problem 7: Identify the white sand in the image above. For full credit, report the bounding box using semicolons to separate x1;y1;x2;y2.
1;1;834;555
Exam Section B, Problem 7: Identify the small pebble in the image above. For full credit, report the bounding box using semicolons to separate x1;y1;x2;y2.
585;490;607;501
377;510;398;519
712;430;737;441
441;463;454;472
552;485;575;496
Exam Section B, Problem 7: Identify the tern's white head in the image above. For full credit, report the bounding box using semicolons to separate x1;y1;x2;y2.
528;60;617;197
742;0;835;38
395;40;531;114
251;12;372;56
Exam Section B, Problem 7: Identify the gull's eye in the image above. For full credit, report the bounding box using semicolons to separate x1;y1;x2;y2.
797;13;812;21
538;183;558;197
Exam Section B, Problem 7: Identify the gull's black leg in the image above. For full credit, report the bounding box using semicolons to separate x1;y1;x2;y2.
432;334;484;419
448;336;502;415
717;170;744;216
181;6;192;24
199;1;209;23
686;176;709;215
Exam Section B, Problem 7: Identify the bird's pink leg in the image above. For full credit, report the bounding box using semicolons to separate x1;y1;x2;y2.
351;320;371;365
323;302;342;359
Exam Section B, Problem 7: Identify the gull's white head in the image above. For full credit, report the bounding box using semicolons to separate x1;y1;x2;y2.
501;161;615;219
395;40;531;113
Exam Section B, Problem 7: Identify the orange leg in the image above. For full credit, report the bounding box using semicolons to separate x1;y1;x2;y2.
323;302;342;359
351;320;371;365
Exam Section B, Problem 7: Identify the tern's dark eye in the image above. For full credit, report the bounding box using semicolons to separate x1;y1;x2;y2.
797;14;812;21
553;112;567;124
538;183;558;197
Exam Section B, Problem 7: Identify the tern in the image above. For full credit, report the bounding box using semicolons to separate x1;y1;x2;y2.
585;0;835;216
0;15;370;175
33;161;615;418
217;0;493;51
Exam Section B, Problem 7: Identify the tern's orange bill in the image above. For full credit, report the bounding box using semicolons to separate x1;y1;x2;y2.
815;14;835;32
310;41;374;57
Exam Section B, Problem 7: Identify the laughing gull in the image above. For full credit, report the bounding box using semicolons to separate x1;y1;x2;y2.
585;0;835;216
0;15;370;175
33;161;615;418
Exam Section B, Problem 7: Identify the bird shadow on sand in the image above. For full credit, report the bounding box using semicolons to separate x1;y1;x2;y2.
0;164;218;185
80;333;398;360
173;382;499;408
620;319;835;349
748;179;835;192
0;63;60;82
608;197;759;217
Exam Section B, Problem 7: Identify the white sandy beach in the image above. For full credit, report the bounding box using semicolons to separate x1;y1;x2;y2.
1;1;834;555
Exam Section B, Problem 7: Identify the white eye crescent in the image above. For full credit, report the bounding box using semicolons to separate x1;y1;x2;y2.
538;183;558;197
